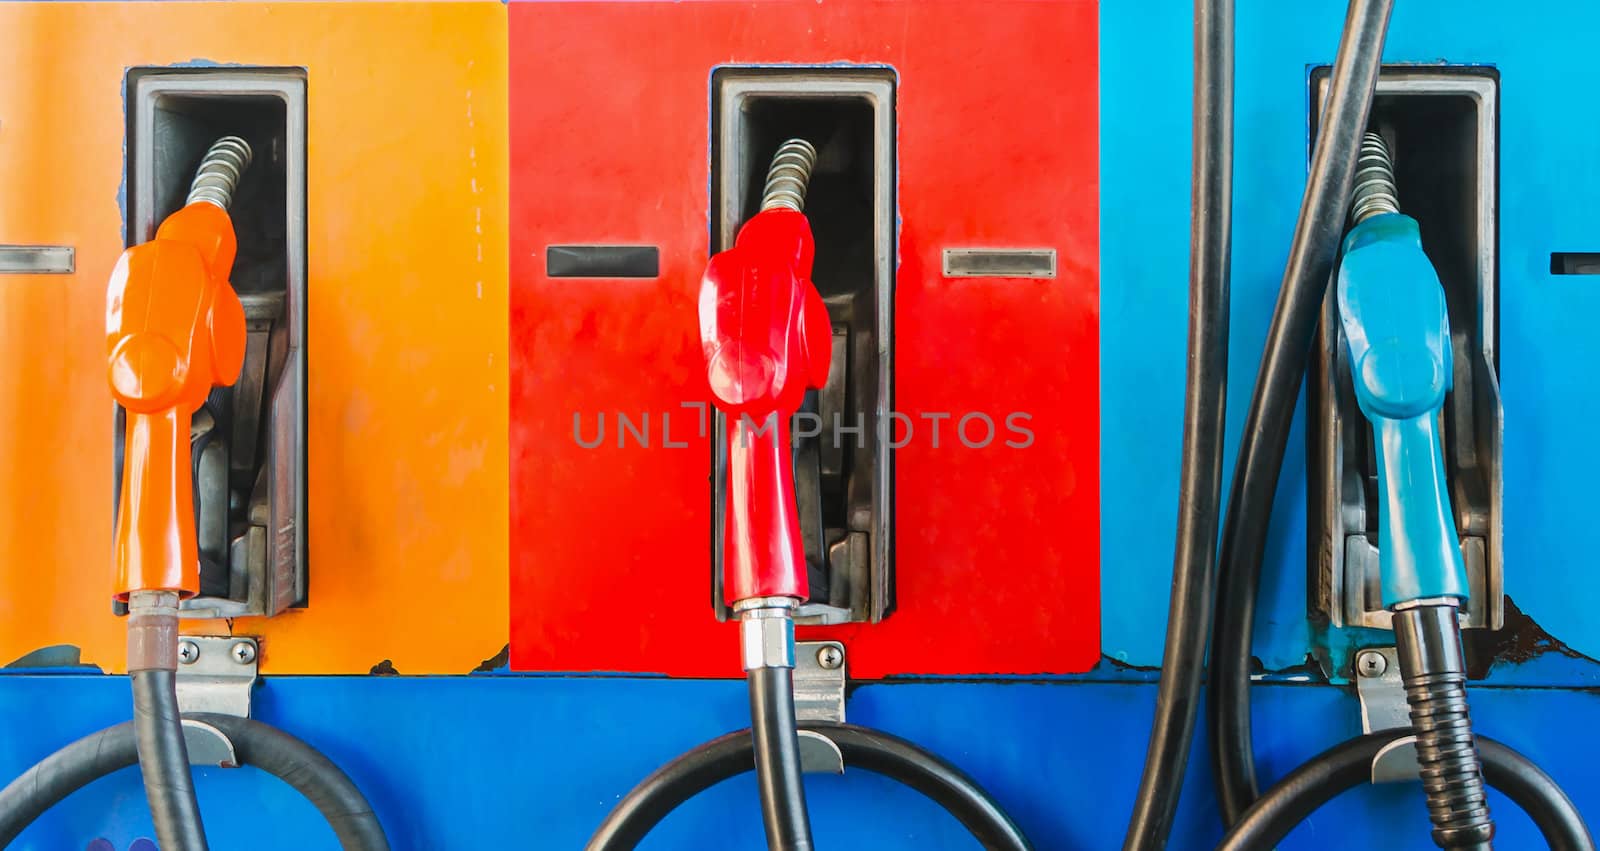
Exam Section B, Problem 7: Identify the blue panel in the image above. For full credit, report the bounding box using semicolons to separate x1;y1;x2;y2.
0;676;1595;849
1489;6;1600;663
1102;0;1600;679
1097;0;1192;666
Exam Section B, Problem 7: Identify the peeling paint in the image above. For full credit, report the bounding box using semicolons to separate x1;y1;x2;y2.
1465;595;1598;679
2;644;91;670
1253;652;1328;684
473;644;510;673
1100;653;1160;675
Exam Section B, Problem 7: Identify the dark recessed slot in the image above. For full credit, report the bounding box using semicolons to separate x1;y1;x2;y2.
1372;94;1481;348
710;69;895;625
1367;93;1488;543
1306;68;1502;635
123;68;307;618
138;92;288;297
732;97;877;311
144;94;288;602
1551;253;1600;275
732;97;874;607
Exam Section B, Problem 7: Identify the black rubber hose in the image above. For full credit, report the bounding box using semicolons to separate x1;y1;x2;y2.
1122;0;1233;847
749;666;814;850
1208;0;1394;826
1215;731;1595;851
0;713;390;849
132;669;208;851
585;722;1032;851
1395;605;1495;848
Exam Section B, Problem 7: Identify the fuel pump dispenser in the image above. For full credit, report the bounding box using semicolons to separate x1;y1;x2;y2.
0;137;389;850
1126;0;1597;849
1213;132;1594;850
10;2;1600;847
585;141;1031;851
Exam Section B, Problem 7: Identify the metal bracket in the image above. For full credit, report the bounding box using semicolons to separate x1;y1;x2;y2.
794;640;846;775
175;636;259;720
1354;646;1419;783
182;718;239;768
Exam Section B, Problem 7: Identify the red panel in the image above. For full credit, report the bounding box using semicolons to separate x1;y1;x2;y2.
509;0;1100;677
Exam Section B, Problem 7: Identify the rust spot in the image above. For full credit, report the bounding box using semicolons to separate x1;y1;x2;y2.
369;659;401;676
1463;595;1597;678
1100;653;1160;674
473;644;510;673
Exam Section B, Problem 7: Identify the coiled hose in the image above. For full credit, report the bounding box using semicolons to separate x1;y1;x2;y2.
0;713;389;849
585;722;1031;850
1216;731;1594;851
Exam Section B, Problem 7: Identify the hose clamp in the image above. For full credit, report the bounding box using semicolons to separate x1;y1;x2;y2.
126;589;182;671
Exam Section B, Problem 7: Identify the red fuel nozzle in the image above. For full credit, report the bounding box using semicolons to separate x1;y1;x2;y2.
699;140;831;606
108;138;251;600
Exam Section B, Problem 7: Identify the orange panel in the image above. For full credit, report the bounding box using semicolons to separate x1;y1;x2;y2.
0;2;509;674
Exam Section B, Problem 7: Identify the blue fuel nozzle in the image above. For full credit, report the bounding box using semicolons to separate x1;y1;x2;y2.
1337;211;1468;608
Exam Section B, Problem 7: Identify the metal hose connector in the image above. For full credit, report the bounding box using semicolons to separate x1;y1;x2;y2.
187;136;253;211
734;596;798;671
1394;602;1496;850
1350;130;1400;224
760;139;818;213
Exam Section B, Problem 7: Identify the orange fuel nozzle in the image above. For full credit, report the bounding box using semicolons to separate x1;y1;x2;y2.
108;137;252;600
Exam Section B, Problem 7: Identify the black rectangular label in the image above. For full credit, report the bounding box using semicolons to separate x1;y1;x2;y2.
546;245;660;279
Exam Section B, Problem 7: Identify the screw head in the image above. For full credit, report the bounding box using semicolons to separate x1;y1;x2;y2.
178;640;200;665
816;645;843;670
230;641;257;665
1356;649;1388;678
